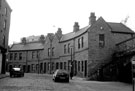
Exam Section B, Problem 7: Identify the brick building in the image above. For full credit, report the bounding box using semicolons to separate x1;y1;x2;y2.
8;12;135;81
0;0;11;74
7;36;45;73
42;13;134;78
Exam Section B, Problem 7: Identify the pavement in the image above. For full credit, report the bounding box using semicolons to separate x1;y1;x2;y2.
72;76;86;81
0;72;9;79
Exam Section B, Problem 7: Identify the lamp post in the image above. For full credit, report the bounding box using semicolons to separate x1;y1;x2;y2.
49;42;52;74
70;46;74;79
37;51;40;74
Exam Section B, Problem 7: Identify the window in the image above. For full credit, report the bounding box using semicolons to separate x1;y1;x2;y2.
48;48;50;56
32;51;35;59
78;38;81;49
64;62;66;70
14;53;17;60
81;37;84;48
10;53;13;60
3;20;6;29
19;53;22;60
52;47;54;56
56;62;59;69
60;62;63;69
5;8;7;15
68;43;70;53
3;35;5;46
78;61;80;71
99;34;105;48
64;45;66;54
82;61;84;72
48;62;50;70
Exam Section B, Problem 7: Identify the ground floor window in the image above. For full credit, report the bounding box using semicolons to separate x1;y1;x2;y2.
82;61;84;72
44;63;46;73
60;62;63;69
78;61;80;72
64;62;66;70
56;62;59;69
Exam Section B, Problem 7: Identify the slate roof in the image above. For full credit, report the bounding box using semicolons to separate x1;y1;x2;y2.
60;19;134;42
10;42;44;51
60;25;90;42
108;22;134;33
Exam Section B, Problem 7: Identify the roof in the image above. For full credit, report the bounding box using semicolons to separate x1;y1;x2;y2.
60;19;134;42
60;25;90;42
108;22;134;33
10;42;44;51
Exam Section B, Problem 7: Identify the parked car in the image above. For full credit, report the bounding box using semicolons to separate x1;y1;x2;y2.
10;67;24;77
53;69;69;82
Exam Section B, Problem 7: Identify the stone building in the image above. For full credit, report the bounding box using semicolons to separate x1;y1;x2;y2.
7;36;45;73
0;0;12;74
8;12;135;81
107;36;135;83
42;12;134;78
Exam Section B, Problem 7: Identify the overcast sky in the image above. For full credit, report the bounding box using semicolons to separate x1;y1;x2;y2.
6;0;135;44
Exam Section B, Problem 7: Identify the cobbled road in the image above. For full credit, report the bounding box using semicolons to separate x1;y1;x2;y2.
0;73;132;91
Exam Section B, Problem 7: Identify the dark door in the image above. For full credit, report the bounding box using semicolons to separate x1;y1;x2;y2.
84;60;87;77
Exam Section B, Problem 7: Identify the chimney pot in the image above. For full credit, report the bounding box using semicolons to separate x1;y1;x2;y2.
89;12;96;25
73;22;79;32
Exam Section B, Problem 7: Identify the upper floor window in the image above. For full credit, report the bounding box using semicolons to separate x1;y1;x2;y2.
78;38;81;49
32;51;35;59
19;53;22;60
64;44;66;54
10;53;13;60
52;47;54;56
48;48;50;56
14;53;17;60
68;43;70;53
5;8;7;15
81;37;84;48
99;34;105;48
3;20;6;29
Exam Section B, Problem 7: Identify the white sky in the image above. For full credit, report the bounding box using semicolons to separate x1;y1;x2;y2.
6;0;135;44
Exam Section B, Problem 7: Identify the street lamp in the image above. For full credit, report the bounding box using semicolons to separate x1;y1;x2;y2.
70;46;74;79
37;51;40;74
48;33;54;74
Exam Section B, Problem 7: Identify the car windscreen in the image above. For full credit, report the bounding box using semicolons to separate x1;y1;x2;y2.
57;70;68;75
13;68;21;71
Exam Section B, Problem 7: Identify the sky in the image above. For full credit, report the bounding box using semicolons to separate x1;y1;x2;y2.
6;0;135;44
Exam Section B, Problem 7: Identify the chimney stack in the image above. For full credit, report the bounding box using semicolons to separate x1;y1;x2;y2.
56;28;62;40
73;22;79;32
21;37;26;44
89;12;96;25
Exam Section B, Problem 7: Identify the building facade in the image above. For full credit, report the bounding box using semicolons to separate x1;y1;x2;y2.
8;12;135;82
42;13;134;78
0;0;11;74
7;36;45;73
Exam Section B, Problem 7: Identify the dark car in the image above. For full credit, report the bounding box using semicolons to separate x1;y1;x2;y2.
10;67;24;77
53;69;69;82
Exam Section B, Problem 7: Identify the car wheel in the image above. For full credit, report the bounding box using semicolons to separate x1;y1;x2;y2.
66;79;69;82
10;74;12;78
54;78;57;82
22;74;24;77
